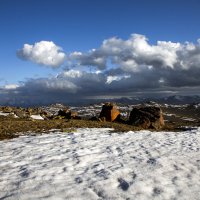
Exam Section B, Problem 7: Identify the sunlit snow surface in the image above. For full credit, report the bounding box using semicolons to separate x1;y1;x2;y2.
0;128;200;200
30;115;44;120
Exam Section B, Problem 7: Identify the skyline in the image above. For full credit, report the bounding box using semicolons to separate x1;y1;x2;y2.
0;0;200;105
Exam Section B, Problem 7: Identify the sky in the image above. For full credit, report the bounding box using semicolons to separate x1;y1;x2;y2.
0;0;200;105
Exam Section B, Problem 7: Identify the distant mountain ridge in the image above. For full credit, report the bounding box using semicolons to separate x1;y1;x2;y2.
116;95;200;105
0;95;200;107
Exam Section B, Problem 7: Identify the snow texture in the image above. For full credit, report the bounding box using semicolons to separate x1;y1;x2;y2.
30;115;44;120
0;128;200;200
0;111;10;116
0;112;18;118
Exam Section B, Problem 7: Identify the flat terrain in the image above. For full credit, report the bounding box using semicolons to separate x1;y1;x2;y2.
0;128;200;199
0;103;199;199
0;103;200;140
0;118;146;140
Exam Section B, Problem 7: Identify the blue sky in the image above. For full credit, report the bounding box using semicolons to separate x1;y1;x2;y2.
0;0;200;105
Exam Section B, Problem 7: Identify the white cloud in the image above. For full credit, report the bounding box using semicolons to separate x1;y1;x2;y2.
99;34;181;71
62;70;83;78
106;75;130;84
4;84;19;90
5;34;200;105
69;34;200;73
17;41;66;67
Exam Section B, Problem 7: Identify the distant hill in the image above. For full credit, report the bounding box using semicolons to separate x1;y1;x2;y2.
0;95;200;107
113;95;200;105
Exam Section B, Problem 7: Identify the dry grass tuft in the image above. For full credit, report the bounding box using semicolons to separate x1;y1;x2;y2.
0;116;199;140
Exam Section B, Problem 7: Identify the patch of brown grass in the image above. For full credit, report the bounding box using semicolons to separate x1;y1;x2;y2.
0;117;199;140
0;118;143;140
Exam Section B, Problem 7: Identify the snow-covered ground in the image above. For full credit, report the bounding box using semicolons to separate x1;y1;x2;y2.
0;111;10;116
0;111;18;118
0;128;200;200
30;115;44;120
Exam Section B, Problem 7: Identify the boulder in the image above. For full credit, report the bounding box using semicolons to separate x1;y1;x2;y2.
57;109;79;119
99;103;120;122
1;106;13;113
70;111;78;118
14;110;30;119
26;108;33;115
129;106;164;129
58;109;69;117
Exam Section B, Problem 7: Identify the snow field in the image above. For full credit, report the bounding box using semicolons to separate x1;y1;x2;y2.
0;128;200;200
30;115;44;120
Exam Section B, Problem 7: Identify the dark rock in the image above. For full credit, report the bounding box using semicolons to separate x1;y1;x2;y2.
14;110;30;119
57;109;79;119
128;106;164;129
58;109;69;117
1;106;13;113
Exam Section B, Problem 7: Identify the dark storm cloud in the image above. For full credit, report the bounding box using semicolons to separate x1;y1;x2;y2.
1;34;200;105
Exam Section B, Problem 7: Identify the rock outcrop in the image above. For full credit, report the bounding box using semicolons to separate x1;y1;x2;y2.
128;106;164;129
0;106;14;113
14;110;30;119
99;103;120;122
57;109;79;119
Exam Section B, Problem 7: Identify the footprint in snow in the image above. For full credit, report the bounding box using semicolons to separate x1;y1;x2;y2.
75;177;83;184
19;167;30;178
118;178;129;191
153;187;163;196
106;146;113;154
94;169;110;179
147;158;157;165
116;147;123;156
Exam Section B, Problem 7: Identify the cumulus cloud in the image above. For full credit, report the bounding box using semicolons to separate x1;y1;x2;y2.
65;33;200;94
69;50;107;69
68;34;200;74
106;75;130;84
17;41;66;67
68;34;183;72
4;84;19;90
62;69;83;78
2;34;200;105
